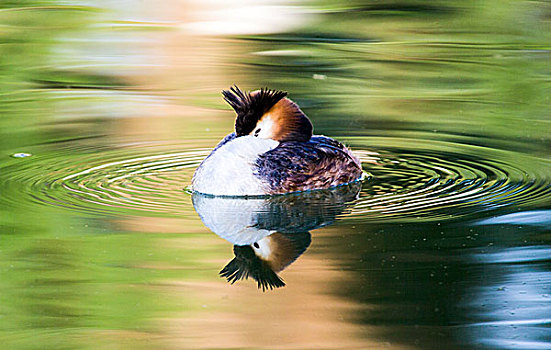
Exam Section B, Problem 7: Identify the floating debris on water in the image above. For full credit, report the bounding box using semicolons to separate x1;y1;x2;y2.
11;153;32;158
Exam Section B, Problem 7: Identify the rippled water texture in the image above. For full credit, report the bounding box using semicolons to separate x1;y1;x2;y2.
1;1;550;349
3;138;550;221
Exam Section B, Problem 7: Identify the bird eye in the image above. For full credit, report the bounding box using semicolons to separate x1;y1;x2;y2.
254;128;261;137
253;242;260;248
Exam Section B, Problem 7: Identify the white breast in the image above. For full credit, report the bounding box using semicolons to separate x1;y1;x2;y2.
192;135;279;196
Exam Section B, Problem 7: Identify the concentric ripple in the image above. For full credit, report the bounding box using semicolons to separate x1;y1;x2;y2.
346;138;551;221
1;143;206;217
2;138;550;222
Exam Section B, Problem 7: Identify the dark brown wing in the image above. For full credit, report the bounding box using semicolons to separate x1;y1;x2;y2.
254;136;362;194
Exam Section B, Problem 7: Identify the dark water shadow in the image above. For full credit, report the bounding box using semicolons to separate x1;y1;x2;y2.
323;211;551;349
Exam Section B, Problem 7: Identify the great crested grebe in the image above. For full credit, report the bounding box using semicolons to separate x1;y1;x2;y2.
191;86;363;196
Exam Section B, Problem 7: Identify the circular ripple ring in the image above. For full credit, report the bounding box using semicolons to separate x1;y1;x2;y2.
2;139;550;222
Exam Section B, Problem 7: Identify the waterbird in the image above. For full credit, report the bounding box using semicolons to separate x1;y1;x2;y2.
192;86;363;196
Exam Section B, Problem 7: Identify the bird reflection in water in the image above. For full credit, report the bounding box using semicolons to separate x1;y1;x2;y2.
192;182;361;290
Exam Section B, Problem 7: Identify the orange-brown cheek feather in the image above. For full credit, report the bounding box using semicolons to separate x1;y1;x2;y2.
265;99;312;142
271;121;285;142
261;233;309;272
261;103;286;141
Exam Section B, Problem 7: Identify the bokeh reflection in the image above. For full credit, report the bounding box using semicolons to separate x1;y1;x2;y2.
1;0;550;348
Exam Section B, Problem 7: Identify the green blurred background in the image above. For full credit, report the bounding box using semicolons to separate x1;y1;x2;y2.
0;1;550;349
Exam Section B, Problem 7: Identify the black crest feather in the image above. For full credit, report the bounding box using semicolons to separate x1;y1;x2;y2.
219;245;285;291
222;85;287;136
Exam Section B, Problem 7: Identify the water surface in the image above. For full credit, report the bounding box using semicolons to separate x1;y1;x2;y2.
1;1;550;349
